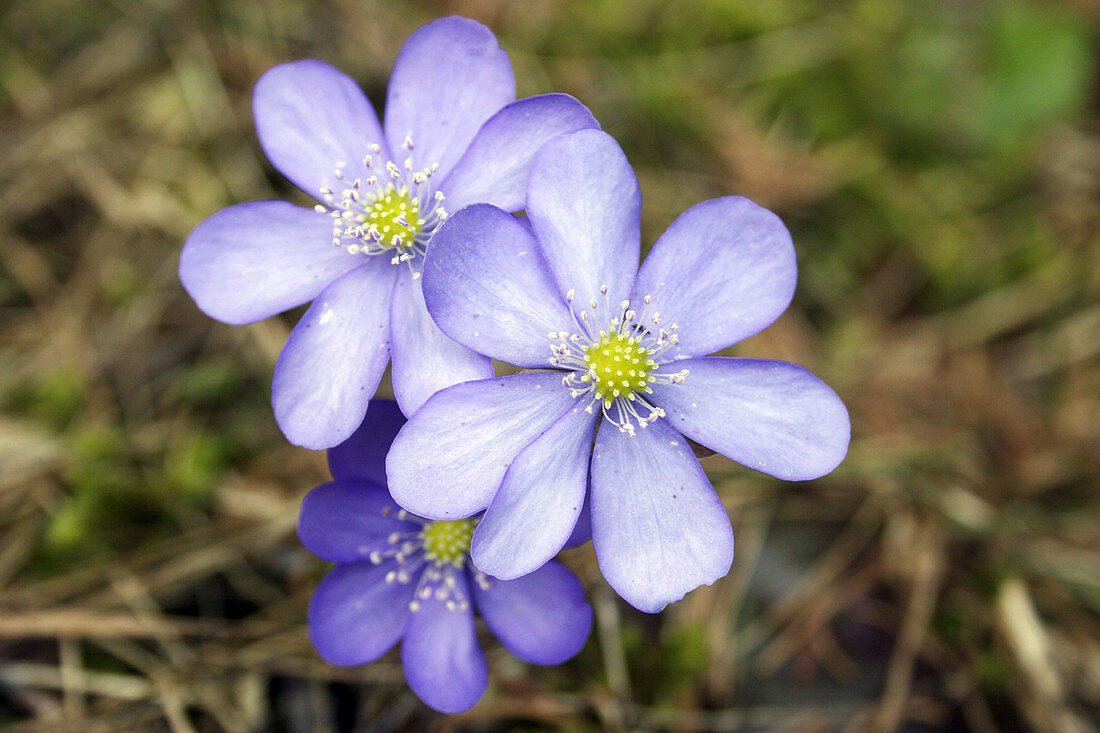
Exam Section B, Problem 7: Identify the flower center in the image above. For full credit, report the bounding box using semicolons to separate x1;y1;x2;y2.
550;286;689;436
583;330;657;402
420;518;476;568
315;136;446;276
364;185;421;249
367;509;485;613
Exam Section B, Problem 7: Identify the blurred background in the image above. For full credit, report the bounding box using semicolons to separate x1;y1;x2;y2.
2;0;1099;730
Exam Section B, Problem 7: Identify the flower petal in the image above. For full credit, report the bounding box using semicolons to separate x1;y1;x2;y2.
179;201;360;325
384;16;514;181
401;572;487;713
308;563;413;666
564;489;592;547
422;204;574;367
590;417;734;613
272;260;397;449
526;129;640;306
473;561;592;665
327;399;407;485
386;373;577;520
650;357;850;480
253;60;388;198
632;196;797;357
471;402;597;579
442;94;600;212
390;272;494;417
298;480;416;564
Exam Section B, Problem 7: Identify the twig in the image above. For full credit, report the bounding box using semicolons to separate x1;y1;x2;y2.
866;516;945;731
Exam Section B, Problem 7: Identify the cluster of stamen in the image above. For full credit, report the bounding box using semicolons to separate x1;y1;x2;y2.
585;330;657;402
421;519;476;568
549;286;689;436
314;135;446;277
366;509;487;613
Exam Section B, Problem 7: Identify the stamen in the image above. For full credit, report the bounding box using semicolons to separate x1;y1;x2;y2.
420;518;477;568
548;290;688;435
314;137;446;272
408;564;471;613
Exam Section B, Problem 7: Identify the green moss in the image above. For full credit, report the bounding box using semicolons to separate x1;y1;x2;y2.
162;430;230;503
7;368;85;431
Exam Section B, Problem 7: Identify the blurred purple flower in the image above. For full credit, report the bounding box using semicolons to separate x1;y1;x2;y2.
179;16;598;449
300;400;593;714
386;129;850;613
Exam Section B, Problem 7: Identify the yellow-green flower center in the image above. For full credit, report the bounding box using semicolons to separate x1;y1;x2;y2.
584;331;657;404
420;519;475;567
365;185;420;249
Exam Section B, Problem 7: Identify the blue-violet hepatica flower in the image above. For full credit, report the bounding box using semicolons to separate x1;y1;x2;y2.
179;16;598;448
387;129;850;613
301;400;593;714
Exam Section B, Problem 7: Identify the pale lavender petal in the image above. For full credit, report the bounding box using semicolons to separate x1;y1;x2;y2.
473;560;592;665
384;16;514;181
401;572;487;713
389;272;494;417
442;94;600;212
308;563;413;666
514;215;534;235
386;373;576;520
471;403;597;579
526;129;640;306
253;60;388;198
179;201;361;325
650;357;850;480
272;260;396;449
298;480;416;564
564;489;592;547
632;196;797;358
327;399;407;485
590;417;734;613
422;204;574;367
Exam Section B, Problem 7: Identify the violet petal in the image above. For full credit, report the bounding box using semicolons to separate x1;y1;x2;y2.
298;480;417;564
471;402;598;579
254;60;388;198
422;203;574;367
327;399;407;485
179;201;360;325
308;563;413;666
390;272;494;417
442;94;600;212
473;560;592;665
386;373;576;520
272;260;396;449
632;196;797;358
384;16;514;181
590;417;734;613
526;129;640;307
651;357;850;480
400;572;487;713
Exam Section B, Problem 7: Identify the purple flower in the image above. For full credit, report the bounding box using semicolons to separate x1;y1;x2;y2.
179;16;598;449
385;129;850;613
300;400;593;714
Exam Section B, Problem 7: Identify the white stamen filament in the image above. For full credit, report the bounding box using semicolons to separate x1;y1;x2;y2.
550;286;689;435
314;135;448;278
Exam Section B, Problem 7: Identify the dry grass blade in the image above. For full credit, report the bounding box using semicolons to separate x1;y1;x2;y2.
2;0;1099;730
